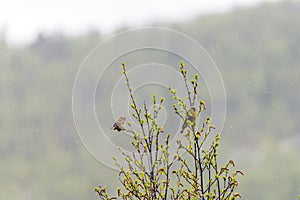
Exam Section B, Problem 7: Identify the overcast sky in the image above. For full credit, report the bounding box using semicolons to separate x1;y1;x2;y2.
0;0;278;44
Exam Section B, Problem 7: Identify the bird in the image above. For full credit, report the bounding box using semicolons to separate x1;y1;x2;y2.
111;117;126;132
180;107;197;133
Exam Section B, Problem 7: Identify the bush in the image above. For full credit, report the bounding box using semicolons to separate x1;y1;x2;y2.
94;62;243;200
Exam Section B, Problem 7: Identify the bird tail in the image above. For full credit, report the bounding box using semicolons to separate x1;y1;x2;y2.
180;121;187;133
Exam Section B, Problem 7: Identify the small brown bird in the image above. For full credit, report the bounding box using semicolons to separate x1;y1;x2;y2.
111;117;126;132
180;107;197;133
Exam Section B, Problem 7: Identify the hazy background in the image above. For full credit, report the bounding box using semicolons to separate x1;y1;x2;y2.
1;0;300;199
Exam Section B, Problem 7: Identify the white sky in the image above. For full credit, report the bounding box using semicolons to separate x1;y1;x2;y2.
0;0;278;45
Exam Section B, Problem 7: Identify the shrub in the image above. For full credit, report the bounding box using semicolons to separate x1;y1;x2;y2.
94;62;243;200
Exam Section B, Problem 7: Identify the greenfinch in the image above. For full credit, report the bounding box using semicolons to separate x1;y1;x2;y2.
180;107;197;133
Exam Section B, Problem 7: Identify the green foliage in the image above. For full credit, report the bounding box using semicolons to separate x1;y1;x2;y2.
95;63;243;199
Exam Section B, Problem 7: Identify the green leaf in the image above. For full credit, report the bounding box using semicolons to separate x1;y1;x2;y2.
170;89;176;94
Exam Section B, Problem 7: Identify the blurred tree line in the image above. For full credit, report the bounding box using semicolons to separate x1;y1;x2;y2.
0;1;299;199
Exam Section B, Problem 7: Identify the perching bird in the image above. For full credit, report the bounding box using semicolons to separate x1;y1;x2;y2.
180;107;197;133
111;117;126;132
